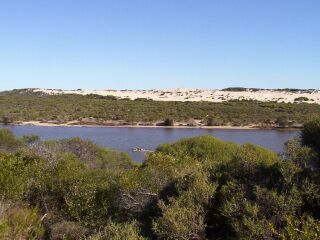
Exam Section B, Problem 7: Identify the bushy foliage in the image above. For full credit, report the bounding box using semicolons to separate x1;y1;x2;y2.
153;171;216;240
271;214;320;239
302;117;320;153
276;115;289;127
49;221;89;240
0;116;11;125
153;195;206;240
0;129;23;151
156;136;239;165
89;220;145;240
0;204;44;239
0;153;29;200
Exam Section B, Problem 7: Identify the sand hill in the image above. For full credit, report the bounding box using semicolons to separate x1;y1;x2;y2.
32;88;320;104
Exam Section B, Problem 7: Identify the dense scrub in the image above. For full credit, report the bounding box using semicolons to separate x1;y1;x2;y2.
1;91;320;126
0;118;320;239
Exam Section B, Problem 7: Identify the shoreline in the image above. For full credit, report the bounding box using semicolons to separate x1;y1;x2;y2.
3;121;302;131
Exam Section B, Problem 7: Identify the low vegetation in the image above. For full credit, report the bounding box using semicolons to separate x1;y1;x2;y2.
222;87;317;93
294;97;310;102
1;90;320;127
0;117;320;239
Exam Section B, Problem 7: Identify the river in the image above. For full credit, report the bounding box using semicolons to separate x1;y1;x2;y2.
3;125;299;163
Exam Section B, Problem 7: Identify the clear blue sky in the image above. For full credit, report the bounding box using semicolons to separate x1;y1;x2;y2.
0;0;319;90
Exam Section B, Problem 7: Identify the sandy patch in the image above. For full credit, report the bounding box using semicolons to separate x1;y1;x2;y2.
32;88;320;104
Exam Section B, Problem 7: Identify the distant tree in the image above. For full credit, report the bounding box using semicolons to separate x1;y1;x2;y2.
276;116;288;128
205;116;223;126
163;118;174;126
206;116;215;126
1;117;11;125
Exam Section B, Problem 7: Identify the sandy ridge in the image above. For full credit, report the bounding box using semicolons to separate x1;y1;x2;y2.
32;88;320;104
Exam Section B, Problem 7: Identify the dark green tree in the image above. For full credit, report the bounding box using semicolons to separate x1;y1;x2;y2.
302;117;320;153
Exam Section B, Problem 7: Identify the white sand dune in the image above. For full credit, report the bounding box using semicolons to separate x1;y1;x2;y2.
32;88;320;104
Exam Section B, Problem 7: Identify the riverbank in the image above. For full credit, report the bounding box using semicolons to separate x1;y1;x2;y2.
8;121;302;130
1;91;318;130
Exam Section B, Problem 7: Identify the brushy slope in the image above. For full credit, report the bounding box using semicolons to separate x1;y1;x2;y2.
1;90;320;127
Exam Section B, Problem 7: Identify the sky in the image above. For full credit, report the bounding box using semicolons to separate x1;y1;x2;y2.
0;0;319;90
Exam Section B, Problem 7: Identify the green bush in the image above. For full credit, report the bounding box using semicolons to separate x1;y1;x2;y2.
0;204;44;239
153;195;206;240
294;97;309;102
163;118;174;126
89;220;145;240
271;215;320;239
276;115;289;127
302;117;320;153
156;136;240;166
0;129;23;151
0;116;11;125
49;221;89;240
0;153;28;200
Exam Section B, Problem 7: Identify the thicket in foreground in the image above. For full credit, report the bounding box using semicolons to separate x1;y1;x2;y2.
0;118;319;239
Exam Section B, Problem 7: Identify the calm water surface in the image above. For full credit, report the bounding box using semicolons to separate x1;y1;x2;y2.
2;125;299;163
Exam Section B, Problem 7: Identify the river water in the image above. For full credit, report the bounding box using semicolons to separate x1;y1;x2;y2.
2;125;299;163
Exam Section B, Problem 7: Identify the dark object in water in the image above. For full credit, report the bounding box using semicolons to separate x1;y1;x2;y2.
131;147;153;152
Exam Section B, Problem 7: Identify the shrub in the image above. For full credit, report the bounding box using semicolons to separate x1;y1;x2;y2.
271;215;320;239
163;118;174;126
153;195;206;240
51;155;116;227
22;135;40;144
284;139;316;168
89;220;145;240
294;97;309;102
302;118;320;153
49;221;89;240
0;204;44;239
276;116;288;127
156;136;240;166
0;153;28;200
222;87;248;92
0;117;11;125
0;129;22;151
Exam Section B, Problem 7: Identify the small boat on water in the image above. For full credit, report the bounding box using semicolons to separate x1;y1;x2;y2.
131;147;153;152
131;147;142;152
